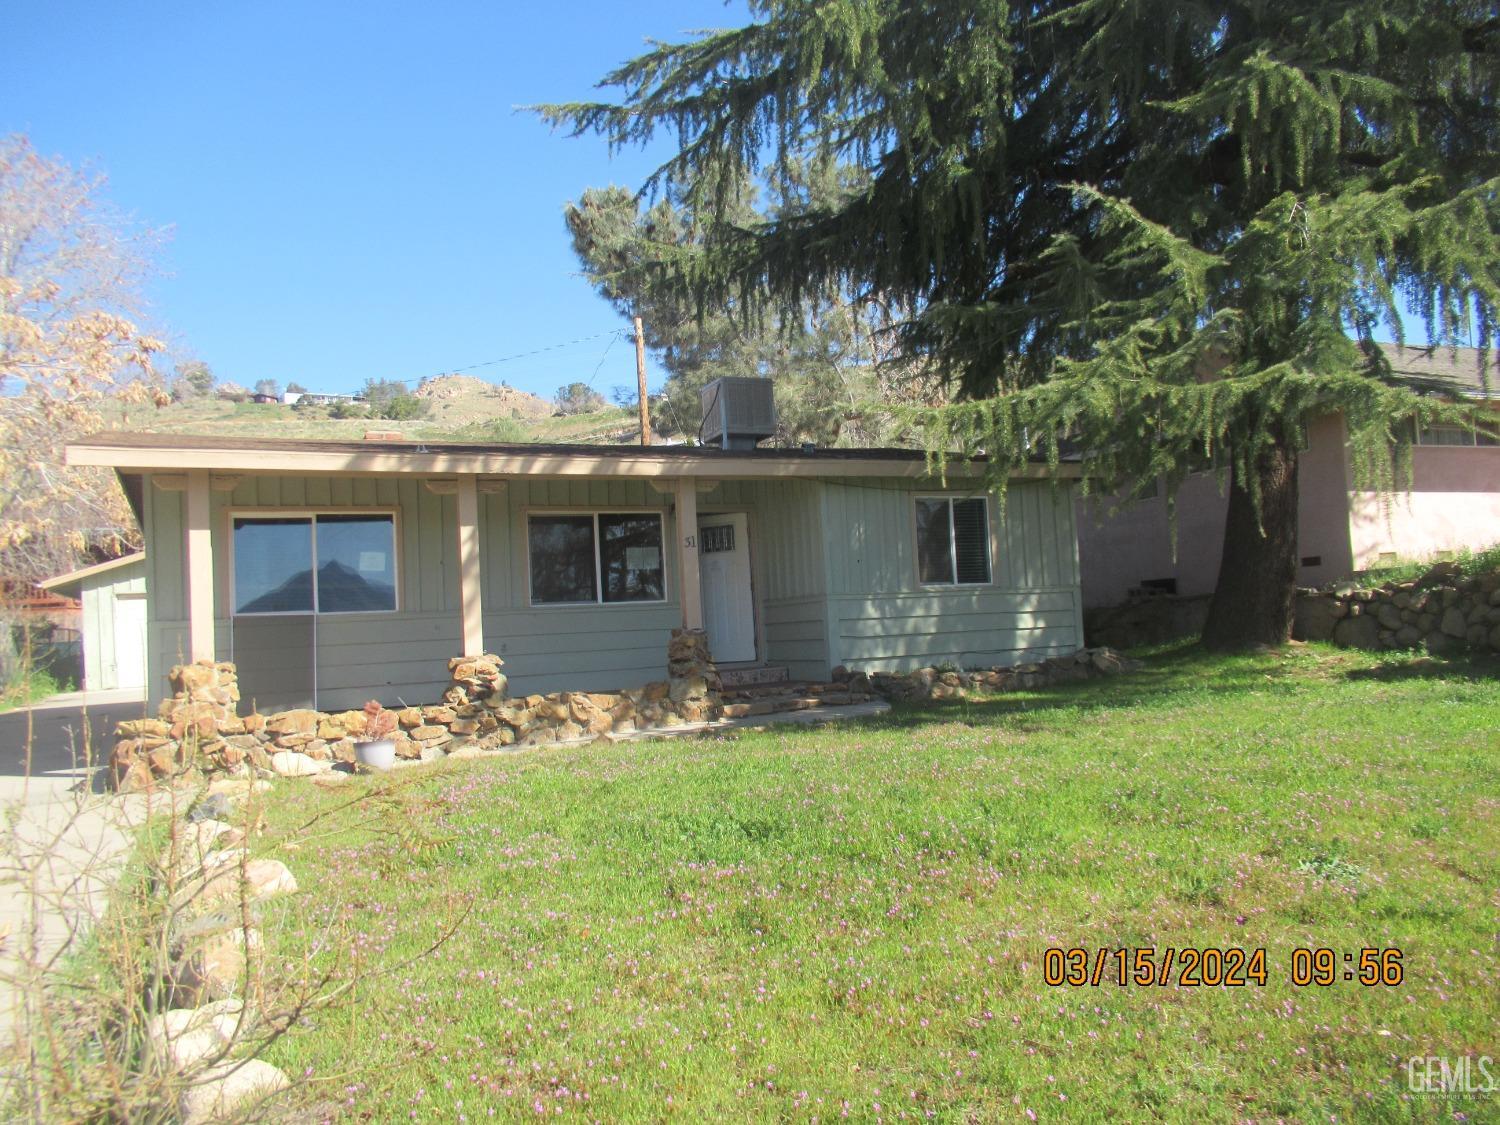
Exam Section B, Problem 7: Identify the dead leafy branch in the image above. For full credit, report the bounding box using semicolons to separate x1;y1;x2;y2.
0;134;168;591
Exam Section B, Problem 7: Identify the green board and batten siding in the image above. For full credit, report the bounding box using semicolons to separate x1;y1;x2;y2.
71;558;148;692
141;471;1083;711
144;475;465;711
143;474;691;710
822;479;1084;671
481;478;682;695
701;479;831;682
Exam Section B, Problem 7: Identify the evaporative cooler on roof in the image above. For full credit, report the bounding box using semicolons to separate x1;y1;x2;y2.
699;377;777;450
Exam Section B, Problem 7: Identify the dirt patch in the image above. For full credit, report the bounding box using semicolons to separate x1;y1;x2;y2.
415;374;552;418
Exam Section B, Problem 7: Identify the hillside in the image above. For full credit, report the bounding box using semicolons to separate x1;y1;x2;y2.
96;373;643;445
413;373;552;417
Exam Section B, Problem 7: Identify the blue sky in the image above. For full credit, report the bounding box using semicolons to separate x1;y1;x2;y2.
4;0;1444;406
3;1;747;400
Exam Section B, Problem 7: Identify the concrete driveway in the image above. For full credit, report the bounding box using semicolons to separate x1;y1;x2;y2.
0;688;147;783
0;688;154;1048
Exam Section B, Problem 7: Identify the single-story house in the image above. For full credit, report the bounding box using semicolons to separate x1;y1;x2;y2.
281;391;361;406
1078;344;1500;607
37;553;148;692
66;433;1086;713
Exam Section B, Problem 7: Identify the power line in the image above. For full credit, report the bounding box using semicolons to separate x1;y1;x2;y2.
586;332;621;387
411;329;631;385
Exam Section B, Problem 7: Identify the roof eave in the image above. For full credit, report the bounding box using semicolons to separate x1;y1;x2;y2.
38;551;146;592
65;441;1081;480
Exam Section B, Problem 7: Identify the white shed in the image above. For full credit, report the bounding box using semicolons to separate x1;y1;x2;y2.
39;553;148;692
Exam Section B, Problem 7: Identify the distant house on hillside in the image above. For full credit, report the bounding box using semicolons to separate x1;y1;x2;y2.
250;392;279;404
1077;343;1500;607
282;391;361;406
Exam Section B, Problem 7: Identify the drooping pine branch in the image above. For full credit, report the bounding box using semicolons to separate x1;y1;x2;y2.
544;0;1499;509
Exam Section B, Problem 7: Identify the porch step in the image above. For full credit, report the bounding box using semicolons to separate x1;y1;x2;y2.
717;665;790;688
718;679;873;718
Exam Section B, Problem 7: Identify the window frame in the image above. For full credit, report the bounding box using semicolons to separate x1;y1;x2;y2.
524;507;669;609
913;494;994;589
1416;419;1500;447
226;507;402;618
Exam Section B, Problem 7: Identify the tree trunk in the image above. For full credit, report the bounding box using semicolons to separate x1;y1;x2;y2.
1201;436;1300;650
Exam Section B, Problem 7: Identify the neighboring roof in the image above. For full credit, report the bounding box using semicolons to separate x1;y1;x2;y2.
38;552;146;595
1378;343;1497;399
67;432;1077;480
0;581;80;611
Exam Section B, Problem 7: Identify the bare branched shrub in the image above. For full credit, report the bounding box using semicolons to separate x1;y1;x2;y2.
1;719;469;1121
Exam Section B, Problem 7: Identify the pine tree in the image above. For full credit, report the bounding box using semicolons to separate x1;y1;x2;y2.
543;0;1499;647
564;164;941;446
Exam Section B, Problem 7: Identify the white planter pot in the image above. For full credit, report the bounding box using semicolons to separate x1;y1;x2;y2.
354;738;396;770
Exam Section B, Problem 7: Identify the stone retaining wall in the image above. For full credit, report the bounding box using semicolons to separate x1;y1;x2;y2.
1293;563;1500;654
860;646;1138;702
111;631;1144;791
111;628;721;791
1083;596;1212;650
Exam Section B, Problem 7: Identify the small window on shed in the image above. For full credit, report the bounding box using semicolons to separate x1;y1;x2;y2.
916;497;991;586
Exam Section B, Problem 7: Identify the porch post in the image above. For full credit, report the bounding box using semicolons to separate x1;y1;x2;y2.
675;477;703;630
184;468;215;662
457;474;485;656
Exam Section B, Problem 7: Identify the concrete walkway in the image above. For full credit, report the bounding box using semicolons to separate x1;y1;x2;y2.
20;687;145;712
0;689;157;1051
612;698;892;741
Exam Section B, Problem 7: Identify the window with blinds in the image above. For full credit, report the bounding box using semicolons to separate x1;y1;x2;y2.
1417;421;1500;447
915;497;991;586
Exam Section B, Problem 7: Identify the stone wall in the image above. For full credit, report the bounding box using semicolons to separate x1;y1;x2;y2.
1293;563;1500;654
1083;596;1212;650
111;661;242;793
110;628;721;790
862;646;1138;702
108;631;1147;792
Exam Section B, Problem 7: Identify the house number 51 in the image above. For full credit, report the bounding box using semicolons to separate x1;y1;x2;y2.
683;534;697;549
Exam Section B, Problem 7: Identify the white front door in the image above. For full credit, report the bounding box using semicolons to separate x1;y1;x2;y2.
698;513;756;663
114;595;148;691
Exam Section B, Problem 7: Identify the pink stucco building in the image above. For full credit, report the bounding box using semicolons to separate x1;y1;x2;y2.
1078;345;1500;608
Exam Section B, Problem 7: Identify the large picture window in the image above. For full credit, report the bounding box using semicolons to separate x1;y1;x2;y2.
528;511;665;606
916;497;991;586
232;513;397;615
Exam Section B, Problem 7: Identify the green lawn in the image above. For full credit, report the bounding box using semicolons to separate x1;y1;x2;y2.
255;644;1499;1122
0;667;72;714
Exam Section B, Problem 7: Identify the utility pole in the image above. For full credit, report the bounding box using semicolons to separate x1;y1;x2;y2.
633;315;652;447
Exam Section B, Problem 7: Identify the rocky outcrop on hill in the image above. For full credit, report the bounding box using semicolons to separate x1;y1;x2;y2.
414;373;552;417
